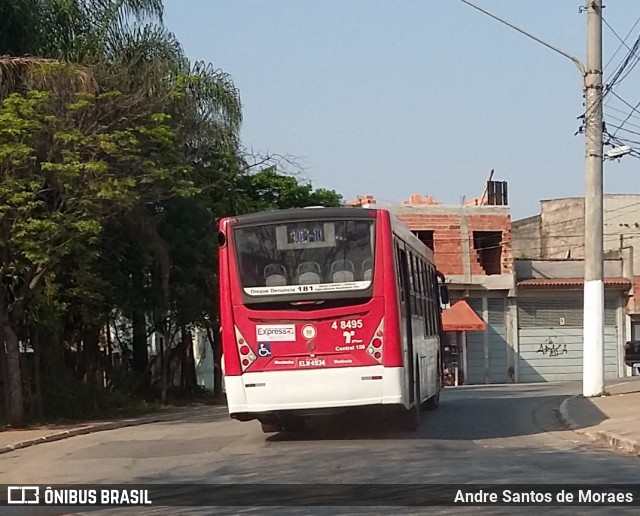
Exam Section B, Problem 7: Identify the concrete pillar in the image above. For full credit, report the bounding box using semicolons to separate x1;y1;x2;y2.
506;297;518;383
482;296;489;384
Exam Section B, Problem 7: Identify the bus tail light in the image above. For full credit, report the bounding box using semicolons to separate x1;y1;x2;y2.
366;318;384;363
235;326;256;372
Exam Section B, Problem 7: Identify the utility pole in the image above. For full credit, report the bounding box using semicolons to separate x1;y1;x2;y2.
583;0;605;397
460;0;607;397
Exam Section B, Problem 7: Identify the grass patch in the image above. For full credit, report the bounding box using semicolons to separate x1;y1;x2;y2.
0;387;226;430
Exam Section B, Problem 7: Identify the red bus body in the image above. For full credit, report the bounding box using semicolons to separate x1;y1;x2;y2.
218;207;448;431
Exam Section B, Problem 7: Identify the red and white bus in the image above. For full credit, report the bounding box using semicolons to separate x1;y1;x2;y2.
217;206;449;432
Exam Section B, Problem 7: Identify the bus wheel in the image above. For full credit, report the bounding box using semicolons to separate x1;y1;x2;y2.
425;390;440;411
281;415;306;432
424;375;442;410
425;374;441;411
402;377;421;431
260;421;283;433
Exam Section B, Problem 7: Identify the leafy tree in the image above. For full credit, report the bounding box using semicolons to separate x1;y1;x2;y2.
238;167;342;212
0;1;344;424
0;86;192;426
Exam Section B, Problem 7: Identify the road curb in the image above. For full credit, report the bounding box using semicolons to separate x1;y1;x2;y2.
558;396;580;430
0;406;224;455
558;396;640;456
588;430;640;456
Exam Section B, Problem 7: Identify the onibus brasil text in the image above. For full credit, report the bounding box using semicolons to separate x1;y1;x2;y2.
8;486;152;505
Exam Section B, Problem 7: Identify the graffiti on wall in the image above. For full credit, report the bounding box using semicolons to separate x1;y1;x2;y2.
537;336;568;358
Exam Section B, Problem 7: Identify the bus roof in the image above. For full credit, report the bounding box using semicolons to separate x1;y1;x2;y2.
225;206;380;225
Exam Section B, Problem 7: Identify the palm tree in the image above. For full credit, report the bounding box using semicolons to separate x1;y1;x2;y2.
0;55;97;101
0;0;245;424
1;1;242;146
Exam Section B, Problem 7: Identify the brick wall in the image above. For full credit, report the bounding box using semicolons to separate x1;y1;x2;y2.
466;214;513;274
394;211;512;277
344;193;513;278
398;213;464;275
345;195;376;206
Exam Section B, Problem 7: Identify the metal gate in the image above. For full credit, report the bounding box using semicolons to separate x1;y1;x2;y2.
465;297;508;384
517;296;620;382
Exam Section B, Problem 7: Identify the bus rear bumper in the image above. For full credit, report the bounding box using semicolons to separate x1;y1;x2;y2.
225;366;404;417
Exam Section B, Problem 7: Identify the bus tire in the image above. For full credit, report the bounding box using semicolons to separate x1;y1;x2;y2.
425;390;440;411
425;373;441;411
281;415;306;432
260;421;283;433
402;372;421;431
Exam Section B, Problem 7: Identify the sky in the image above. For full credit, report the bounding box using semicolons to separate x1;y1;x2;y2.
162;0;640;220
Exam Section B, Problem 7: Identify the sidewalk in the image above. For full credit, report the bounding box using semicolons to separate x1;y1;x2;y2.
559;376;640;456
0;405;225;455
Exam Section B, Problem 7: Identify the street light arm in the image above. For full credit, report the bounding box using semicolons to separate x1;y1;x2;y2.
460;0;586;77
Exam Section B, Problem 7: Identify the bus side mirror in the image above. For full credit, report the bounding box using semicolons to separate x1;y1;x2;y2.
439;285;450;305
218;231;227;248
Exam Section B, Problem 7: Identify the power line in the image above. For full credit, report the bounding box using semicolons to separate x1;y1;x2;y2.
608;121;640;138
603;15;640;73
432;232;637;256
610;102;640;137
608;90;640;114
604;103;640;123
580;16;640;133
604;29;640;96
605;111;640;131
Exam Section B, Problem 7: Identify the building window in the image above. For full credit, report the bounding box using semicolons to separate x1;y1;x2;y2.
413;230;434;252
472;231;502;275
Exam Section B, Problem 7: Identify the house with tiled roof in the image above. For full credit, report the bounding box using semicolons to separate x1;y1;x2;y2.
344;186;638;385
512;195;639;382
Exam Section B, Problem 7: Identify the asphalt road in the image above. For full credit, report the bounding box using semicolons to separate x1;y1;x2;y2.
1;382;639;515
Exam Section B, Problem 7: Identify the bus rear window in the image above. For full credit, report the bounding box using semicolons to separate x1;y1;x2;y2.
233;219;375;297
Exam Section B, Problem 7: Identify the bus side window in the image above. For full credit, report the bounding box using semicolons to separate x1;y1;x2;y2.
430;269;439;334
415;257;424;318
421;261;429;336
416;259;421;331
409;251;420;316
408;251;417;316
395;242;405;304
426;266;435;336
434;271;444;334
424;266;431;335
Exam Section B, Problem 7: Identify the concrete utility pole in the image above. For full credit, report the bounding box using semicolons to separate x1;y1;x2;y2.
583;0;605;397
460;1;606;396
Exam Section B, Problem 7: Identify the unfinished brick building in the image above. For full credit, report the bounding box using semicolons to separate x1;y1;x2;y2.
346;180;516;385
345;181;513;292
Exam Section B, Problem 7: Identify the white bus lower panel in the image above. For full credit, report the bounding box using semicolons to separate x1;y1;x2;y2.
225;366;404;415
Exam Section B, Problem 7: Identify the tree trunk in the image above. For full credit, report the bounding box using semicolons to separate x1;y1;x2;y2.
151;259;170;404
131;268;149;375
2;322;25;428
180;327;197;391
0;334;9;421
104;321;113;382
159;333;167;404
210;322;223;399
33;329;43;421
82;324;101;387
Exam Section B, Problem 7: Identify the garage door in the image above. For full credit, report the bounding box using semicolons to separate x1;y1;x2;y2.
465;297;509;384
517;297;620;382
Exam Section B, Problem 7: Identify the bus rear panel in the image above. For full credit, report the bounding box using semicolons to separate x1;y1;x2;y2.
218;207;443;429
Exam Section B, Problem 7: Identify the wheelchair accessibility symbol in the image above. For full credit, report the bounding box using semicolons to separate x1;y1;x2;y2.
257;343;272;357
